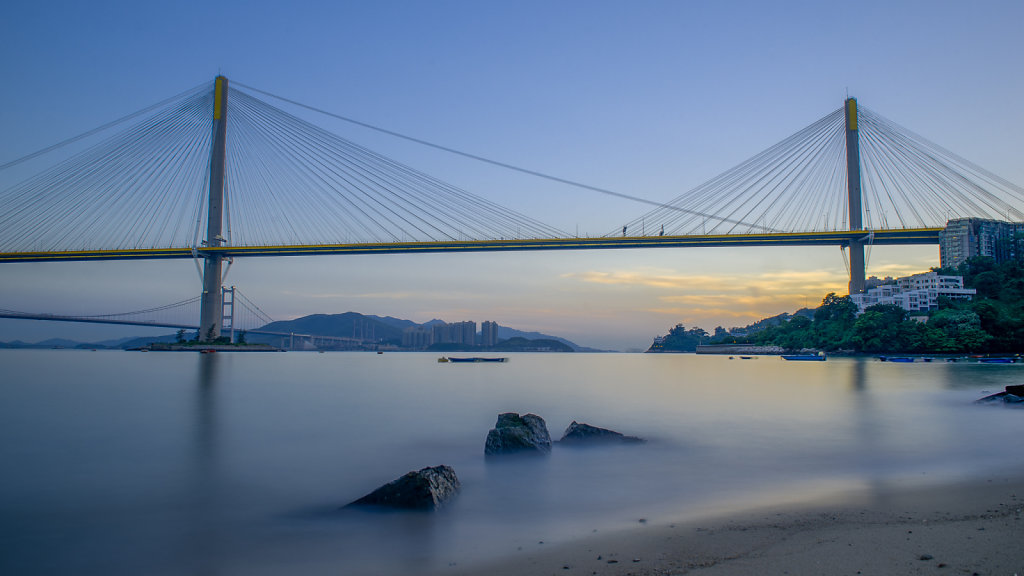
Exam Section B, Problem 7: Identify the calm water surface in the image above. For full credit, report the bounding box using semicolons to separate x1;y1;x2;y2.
0;350;1019;574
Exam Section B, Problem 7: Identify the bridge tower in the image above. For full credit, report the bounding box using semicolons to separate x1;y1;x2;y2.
845;97;866;294
199;76;229;341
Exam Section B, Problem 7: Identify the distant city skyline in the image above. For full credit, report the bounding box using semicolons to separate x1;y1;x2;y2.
1;1;1021;350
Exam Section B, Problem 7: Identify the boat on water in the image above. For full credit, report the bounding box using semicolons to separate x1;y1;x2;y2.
880;356;914;363
439;356;508;363
781;354;825;361
979;358;1015;364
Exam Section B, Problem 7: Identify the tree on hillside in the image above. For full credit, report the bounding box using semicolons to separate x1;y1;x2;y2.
657;324;709;352
928;308;990;352
812;293;857;350
851;304;912;352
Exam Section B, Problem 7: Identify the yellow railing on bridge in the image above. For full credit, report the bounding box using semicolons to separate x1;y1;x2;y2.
0;228;942;263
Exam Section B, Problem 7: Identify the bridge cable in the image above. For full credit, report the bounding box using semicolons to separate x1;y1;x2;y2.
0;82;209;171
233;82;763;231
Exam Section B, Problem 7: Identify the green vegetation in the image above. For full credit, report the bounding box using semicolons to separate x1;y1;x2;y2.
648;324;709;352
654;256;1024;354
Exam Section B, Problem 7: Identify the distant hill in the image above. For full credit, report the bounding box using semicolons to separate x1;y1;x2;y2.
491;337;574;352
256;312;407;344
115;333;180;349
494;326;606;351
729;308;815;335
0;338;85;349
256;312;585;350
0;312;592;351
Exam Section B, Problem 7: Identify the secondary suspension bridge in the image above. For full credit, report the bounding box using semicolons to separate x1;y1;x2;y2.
1;77;1022;341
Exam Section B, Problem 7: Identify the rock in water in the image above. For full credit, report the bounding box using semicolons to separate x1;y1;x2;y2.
975;385;1024;406
484;412;552;455
559;421;644;445
347;465;460;510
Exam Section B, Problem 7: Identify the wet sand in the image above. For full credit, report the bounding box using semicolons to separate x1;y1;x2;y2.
435;467;1024;576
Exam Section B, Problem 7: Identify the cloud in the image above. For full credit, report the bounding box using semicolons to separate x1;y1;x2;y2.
565;266;847;297
280;289;484;302
558;264;854;331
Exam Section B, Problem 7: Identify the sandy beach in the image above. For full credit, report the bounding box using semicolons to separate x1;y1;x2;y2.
437;467;1024;576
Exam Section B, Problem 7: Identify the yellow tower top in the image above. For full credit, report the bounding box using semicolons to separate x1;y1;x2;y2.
845;97;858;131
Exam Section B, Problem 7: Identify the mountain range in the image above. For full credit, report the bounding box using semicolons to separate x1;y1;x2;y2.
0;312;597;351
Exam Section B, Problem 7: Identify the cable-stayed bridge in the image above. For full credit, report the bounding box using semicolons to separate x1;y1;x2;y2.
2;77;1022;341
0;286;365;349
0;286;274;334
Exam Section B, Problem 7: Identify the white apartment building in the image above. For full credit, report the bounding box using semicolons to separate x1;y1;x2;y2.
851;271;976;314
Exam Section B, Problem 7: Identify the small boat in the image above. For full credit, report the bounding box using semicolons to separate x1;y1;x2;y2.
445;357;508;363
979;358;1015;364
437;357;449;363
886;357;914;363
781;354;825;361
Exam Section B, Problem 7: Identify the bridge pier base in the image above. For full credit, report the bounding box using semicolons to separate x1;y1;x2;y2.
848;239;866;295
199;256;223;341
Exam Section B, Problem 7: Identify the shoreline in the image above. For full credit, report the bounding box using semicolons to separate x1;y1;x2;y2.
436;466;1024;575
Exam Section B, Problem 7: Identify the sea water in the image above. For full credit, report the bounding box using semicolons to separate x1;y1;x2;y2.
0;350;1019;575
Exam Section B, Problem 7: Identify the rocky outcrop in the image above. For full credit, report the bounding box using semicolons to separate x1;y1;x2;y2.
695;344;784;355
558;421;644;445
484;412;552;455
975;385;1024;405
346;465;460;510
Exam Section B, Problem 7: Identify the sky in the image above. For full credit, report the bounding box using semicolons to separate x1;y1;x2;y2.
1;0;1022;350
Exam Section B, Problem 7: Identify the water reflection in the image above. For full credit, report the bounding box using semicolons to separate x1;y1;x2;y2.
188;353;222;576
848;357;867;391
195;353;220;467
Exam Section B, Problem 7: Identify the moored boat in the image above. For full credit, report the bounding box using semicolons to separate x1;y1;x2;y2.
979;357;1015;364
781;354;825;361
445;357;508;363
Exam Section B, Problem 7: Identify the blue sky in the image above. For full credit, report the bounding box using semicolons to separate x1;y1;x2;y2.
1;1;1022;350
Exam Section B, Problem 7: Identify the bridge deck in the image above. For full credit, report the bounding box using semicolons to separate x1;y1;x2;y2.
0;229;941;263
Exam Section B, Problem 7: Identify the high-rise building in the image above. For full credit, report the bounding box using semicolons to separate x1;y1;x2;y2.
480;321;499;347
431;322;452;344
454;321;476;345
940;218;1024;269
401;326;432;349
430;321;477;345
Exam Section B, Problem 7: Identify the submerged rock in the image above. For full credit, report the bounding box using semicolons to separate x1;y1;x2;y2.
558;421;644;445
346;465;460;510
975;385;1024;406
484;412;552;455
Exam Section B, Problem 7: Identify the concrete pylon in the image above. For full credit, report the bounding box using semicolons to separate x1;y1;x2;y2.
199;76;228;341
845;97;866;295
